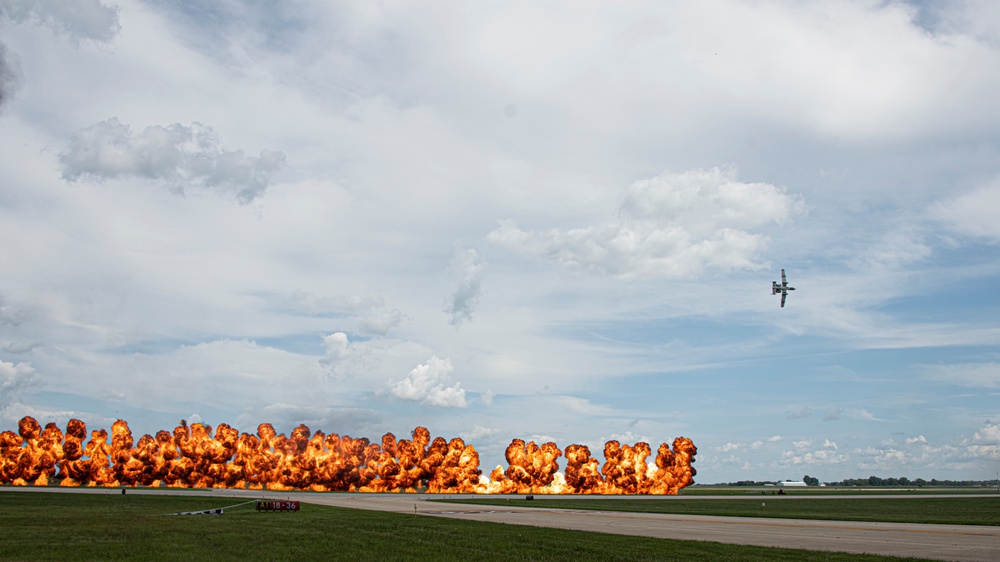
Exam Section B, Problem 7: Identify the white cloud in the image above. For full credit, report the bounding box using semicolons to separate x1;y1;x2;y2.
0;359;37;412
0;0;120;42
845;408;886;422
963;421;1000;460
777;438;847;469
462;424;500;441
0;294;29;326
923;362;1000;388
59;118;286;203
444;247;485;327
858;226;932;268
358;309;404;336
278;290;384;317
934;181;1000;241
385;356;468;408
962;420;1000;461
489;167;802;280
480;388;494;406
320;332;378;379
969;422;1000;445
787;406;812;419
233;402;382;436
3;0;1000;483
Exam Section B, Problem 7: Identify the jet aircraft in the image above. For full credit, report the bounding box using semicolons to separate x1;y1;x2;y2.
772;269;795;308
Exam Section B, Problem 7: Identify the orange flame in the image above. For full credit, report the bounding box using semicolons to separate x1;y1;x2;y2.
0;416;696;494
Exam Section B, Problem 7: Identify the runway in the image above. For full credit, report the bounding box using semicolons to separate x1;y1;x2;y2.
296;493;999;562
5;487;999;561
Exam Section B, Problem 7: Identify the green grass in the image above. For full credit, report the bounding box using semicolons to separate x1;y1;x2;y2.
680;485;1000;496
0;491;931;562
439;496;1000;526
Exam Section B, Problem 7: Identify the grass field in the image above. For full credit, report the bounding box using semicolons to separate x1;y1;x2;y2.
0;491;934;562
438;495;1000;526
680;486;1000;496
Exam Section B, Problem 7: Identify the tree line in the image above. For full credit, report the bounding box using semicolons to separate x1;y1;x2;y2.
716;476;999;487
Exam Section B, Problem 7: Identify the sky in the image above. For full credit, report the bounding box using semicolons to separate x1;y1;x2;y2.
1;0;999;485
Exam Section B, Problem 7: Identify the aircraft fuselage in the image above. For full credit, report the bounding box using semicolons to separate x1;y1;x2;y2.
772;282;795;294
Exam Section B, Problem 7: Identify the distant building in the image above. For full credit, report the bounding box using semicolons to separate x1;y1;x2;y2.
777;480;808;487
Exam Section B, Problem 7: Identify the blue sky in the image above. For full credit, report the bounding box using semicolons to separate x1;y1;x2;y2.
1;0;999;484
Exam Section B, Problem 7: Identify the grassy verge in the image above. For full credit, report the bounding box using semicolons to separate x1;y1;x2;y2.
437;496;1000;526
680;486;1000;496
0;491;929;562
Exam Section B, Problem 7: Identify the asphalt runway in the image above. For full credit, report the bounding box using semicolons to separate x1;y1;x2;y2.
5;487;999;561
298;493;999;561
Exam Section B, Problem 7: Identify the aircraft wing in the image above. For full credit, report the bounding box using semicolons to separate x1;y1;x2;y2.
780;292;787;308
781;269;787;285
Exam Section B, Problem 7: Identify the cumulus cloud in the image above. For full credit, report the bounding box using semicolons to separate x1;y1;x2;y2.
384;356;468;408
444;247;485;327
320;332;377;378
488;167;802;280
851;423;1000;471
779;438;848;467
0;359;38;412
934;182;1000;241
965;421;1000;460
59;118;286;203
358;308;404;336
0;0;120;42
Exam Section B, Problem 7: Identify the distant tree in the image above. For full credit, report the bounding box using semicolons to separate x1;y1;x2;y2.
803;475;820;486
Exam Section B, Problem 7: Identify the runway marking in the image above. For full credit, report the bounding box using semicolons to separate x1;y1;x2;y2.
493;509;1000;538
